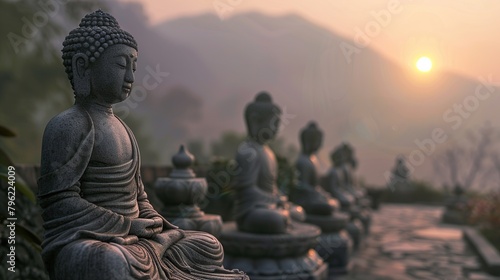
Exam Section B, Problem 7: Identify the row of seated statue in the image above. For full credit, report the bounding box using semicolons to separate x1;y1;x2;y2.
221;92;372;278
37;10;370;280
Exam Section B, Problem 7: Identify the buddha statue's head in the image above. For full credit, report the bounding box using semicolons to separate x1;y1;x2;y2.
300;122;323;155
244;92;281;144
332;143;357;169
62;10;138;105
330;147;343;168
396;156;404;165
341;143;357;169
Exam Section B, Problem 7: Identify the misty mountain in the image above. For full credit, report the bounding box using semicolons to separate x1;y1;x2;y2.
112;4;500;185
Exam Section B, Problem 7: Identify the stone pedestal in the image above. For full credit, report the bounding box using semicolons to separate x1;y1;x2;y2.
220;222;328;280
345;217;364;251
316;230;352;274
355;206;372;235
305;212;352;275
366;187;384;210
344;189;372;235
155;145;223;237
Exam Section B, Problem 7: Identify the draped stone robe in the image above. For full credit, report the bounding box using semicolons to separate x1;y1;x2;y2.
232;139;280;220
38;105;246;280
230;139;294;234
290;153;336;216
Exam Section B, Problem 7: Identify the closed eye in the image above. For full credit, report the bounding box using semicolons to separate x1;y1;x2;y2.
116;63;126;69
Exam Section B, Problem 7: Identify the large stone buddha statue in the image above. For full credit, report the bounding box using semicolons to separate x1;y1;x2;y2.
37;10;246;280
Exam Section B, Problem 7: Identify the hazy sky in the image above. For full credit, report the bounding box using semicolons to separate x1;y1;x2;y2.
117;0;500;81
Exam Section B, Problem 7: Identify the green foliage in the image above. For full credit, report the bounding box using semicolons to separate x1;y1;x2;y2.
269;136;299;162
0;125;16;137
275;154;297;195
382;180;446;204
210;131;246;160
467;192;500;251
202;157;236;220
0;0;102;164
0;124;36;203
205;157;234;196
187;139;209;165
209;131;299;161
468;192;500;229
0;123;46;277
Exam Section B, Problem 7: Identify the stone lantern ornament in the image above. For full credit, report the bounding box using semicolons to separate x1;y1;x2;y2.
155;145;223;237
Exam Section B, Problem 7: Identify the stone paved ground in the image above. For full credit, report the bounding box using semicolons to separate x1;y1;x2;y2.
337;204;500;280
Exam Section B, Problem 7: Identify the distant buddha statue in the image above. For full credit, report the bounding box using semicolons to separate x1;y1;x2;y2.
290;122;338;215
290;122;352;274
332;143;372;235
322;147;356;211
338;143;369;206
390;156;410;189
338;144;356;189
232;92;303;234
37;10;246;280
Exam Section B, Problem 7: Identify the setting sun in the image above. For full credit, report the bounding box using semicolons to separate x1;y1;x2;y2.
416;56;432;72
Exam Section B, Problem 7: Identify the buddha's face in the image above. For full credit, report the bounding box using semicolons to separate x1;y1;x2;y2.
248;112;280;144
303;135;322;154
310;136;322;153
89;44;137;105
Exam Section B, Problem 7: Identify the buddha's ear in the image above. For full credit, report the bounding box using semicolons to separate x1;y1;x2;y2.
72;53;91;98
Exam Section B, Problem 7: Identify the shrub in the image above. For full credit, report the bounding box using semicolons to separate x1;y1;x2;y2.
381;180;446;204
467;192;500;251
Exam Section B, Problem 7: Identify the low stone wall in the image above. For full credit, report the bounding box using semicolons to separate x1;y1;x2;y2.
463;227;500;276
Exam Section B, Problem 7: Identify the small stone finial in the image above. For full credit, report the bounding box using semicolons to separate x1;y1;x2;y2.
155;145;223;236
169;145;196;178
172;145;194;169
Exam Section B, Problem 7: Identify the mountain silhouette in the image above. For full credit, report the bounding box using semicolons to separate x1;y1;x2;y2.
113;4;500;185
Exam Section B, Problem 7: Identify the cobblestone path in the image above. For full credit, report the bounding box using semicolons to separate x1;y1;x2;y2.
338;204;499;280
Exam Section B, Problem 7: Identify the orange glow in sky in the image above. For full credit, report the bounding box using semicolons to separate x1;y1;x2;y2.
117;0;500;82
